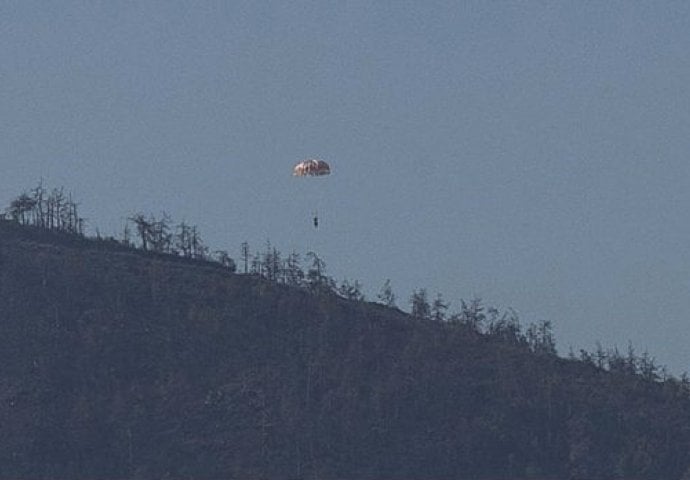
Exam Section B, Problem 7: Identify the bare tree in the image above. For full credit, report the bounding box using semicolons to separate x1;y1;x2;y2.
338;279;365;301
261;242;281;281
431;293;449;322
240;242;250;274
190;226;207;259
306;251;334;292
456;298;486;331
8;193;35;225
410;288;430;320
214;250;237;272
31;181;45;228
284;252;304;286
149;213;172;253
377;279;396;307
129;214;151;250
176;222;192;257
122;221;133;247
250;252;262;275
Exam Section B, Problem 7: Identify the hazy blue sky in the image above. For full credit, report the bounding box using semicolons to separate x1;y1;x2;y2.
2;1;690;372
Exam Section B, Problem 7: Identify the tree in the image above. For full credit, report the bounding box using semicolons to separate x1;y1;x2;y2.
456;298;486;331
306;251;334;292
31;181;46;228
175;221;193;257
149;214;172;253
129;214;151;250
240;242;250;274
431;293;448;322
8;193;36;225
250;253;262;275
284;252;304;286
121;222;133;247
377;279;396;307
526;320;557;356
261;242;281;281
190;226;207;259
60;192;80;234
410;288;430;320
486;308;523;344
49;187;66;230
214;250;237;272
338;279;365;301
5;182;84;234
638;350;658;382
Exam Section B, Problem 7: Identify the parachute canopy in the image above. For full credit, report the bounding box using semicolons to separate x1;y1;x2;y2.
293;159;331;177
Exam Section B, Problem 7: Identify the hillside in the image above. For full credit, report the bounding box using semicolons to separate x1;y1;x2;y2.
0;221;689;479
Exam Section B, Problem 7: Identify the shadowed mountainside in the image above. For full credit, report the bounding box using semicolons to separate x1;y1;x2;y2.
0;221;689;479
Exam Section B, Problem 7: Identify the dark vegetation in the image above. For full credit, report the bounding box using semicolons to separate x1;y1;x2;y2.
1;184;690;479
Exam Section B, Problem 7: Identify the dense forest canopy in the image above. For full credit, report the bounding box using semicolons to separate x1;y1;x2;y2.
1;184;689;479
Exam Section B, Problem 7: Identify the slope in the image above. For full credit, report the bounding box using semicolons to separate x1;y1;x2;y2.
0;221;688;479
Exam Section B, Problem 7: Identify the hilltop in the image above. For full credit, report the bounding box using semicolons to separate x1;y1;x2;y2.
0;220;689;479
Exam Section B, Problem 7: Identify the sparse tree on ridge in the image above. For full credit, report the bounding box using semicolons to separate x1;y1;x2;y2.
175;221;193;257
486;308;522;343
456;298;486;331
250;252;262;275
241;242;250;274
284;252;304;286
6;183;83;235
410;288;430;320
31;181;45;228
130;214;151;250
8;193;36;225
121;221;133;247
149;213;172;253
338;279;365;301
190;226;207;259
526;320;557;356
377;279;396;307
306;251;334;292
214;250;236;272
261;242;281;282
431;293;448;322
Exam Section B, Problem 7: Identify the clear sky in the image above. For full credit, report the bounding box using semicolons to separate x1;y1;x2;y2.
2;1;690;373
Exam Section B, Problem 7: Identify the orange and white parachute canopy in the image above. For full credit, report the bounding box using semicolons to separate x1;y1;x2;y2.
293;159;331;176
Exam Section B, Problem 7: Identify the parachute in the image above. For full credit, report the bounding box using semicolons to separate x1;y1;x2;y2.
293;159;331;228
293;159;331;177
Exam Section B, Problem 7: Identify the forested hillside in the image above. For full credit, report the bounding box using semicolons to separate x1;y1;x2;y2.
1;220;689;479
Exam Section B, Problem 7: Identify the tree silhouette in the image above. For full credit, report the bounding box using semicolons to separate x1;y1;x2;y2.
240;242;250;274
306;251;334;292
284;252;304;286
190;226;207;259
148;214;172;253
338;279;365;301
410;288;430;320
261;242;281;282
6;183;83;235
129;214;151;251
214;250;236;272
526;320;556;355
8;193;36;225
431;293;448;321
377;279;396;307
175;222;193;257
